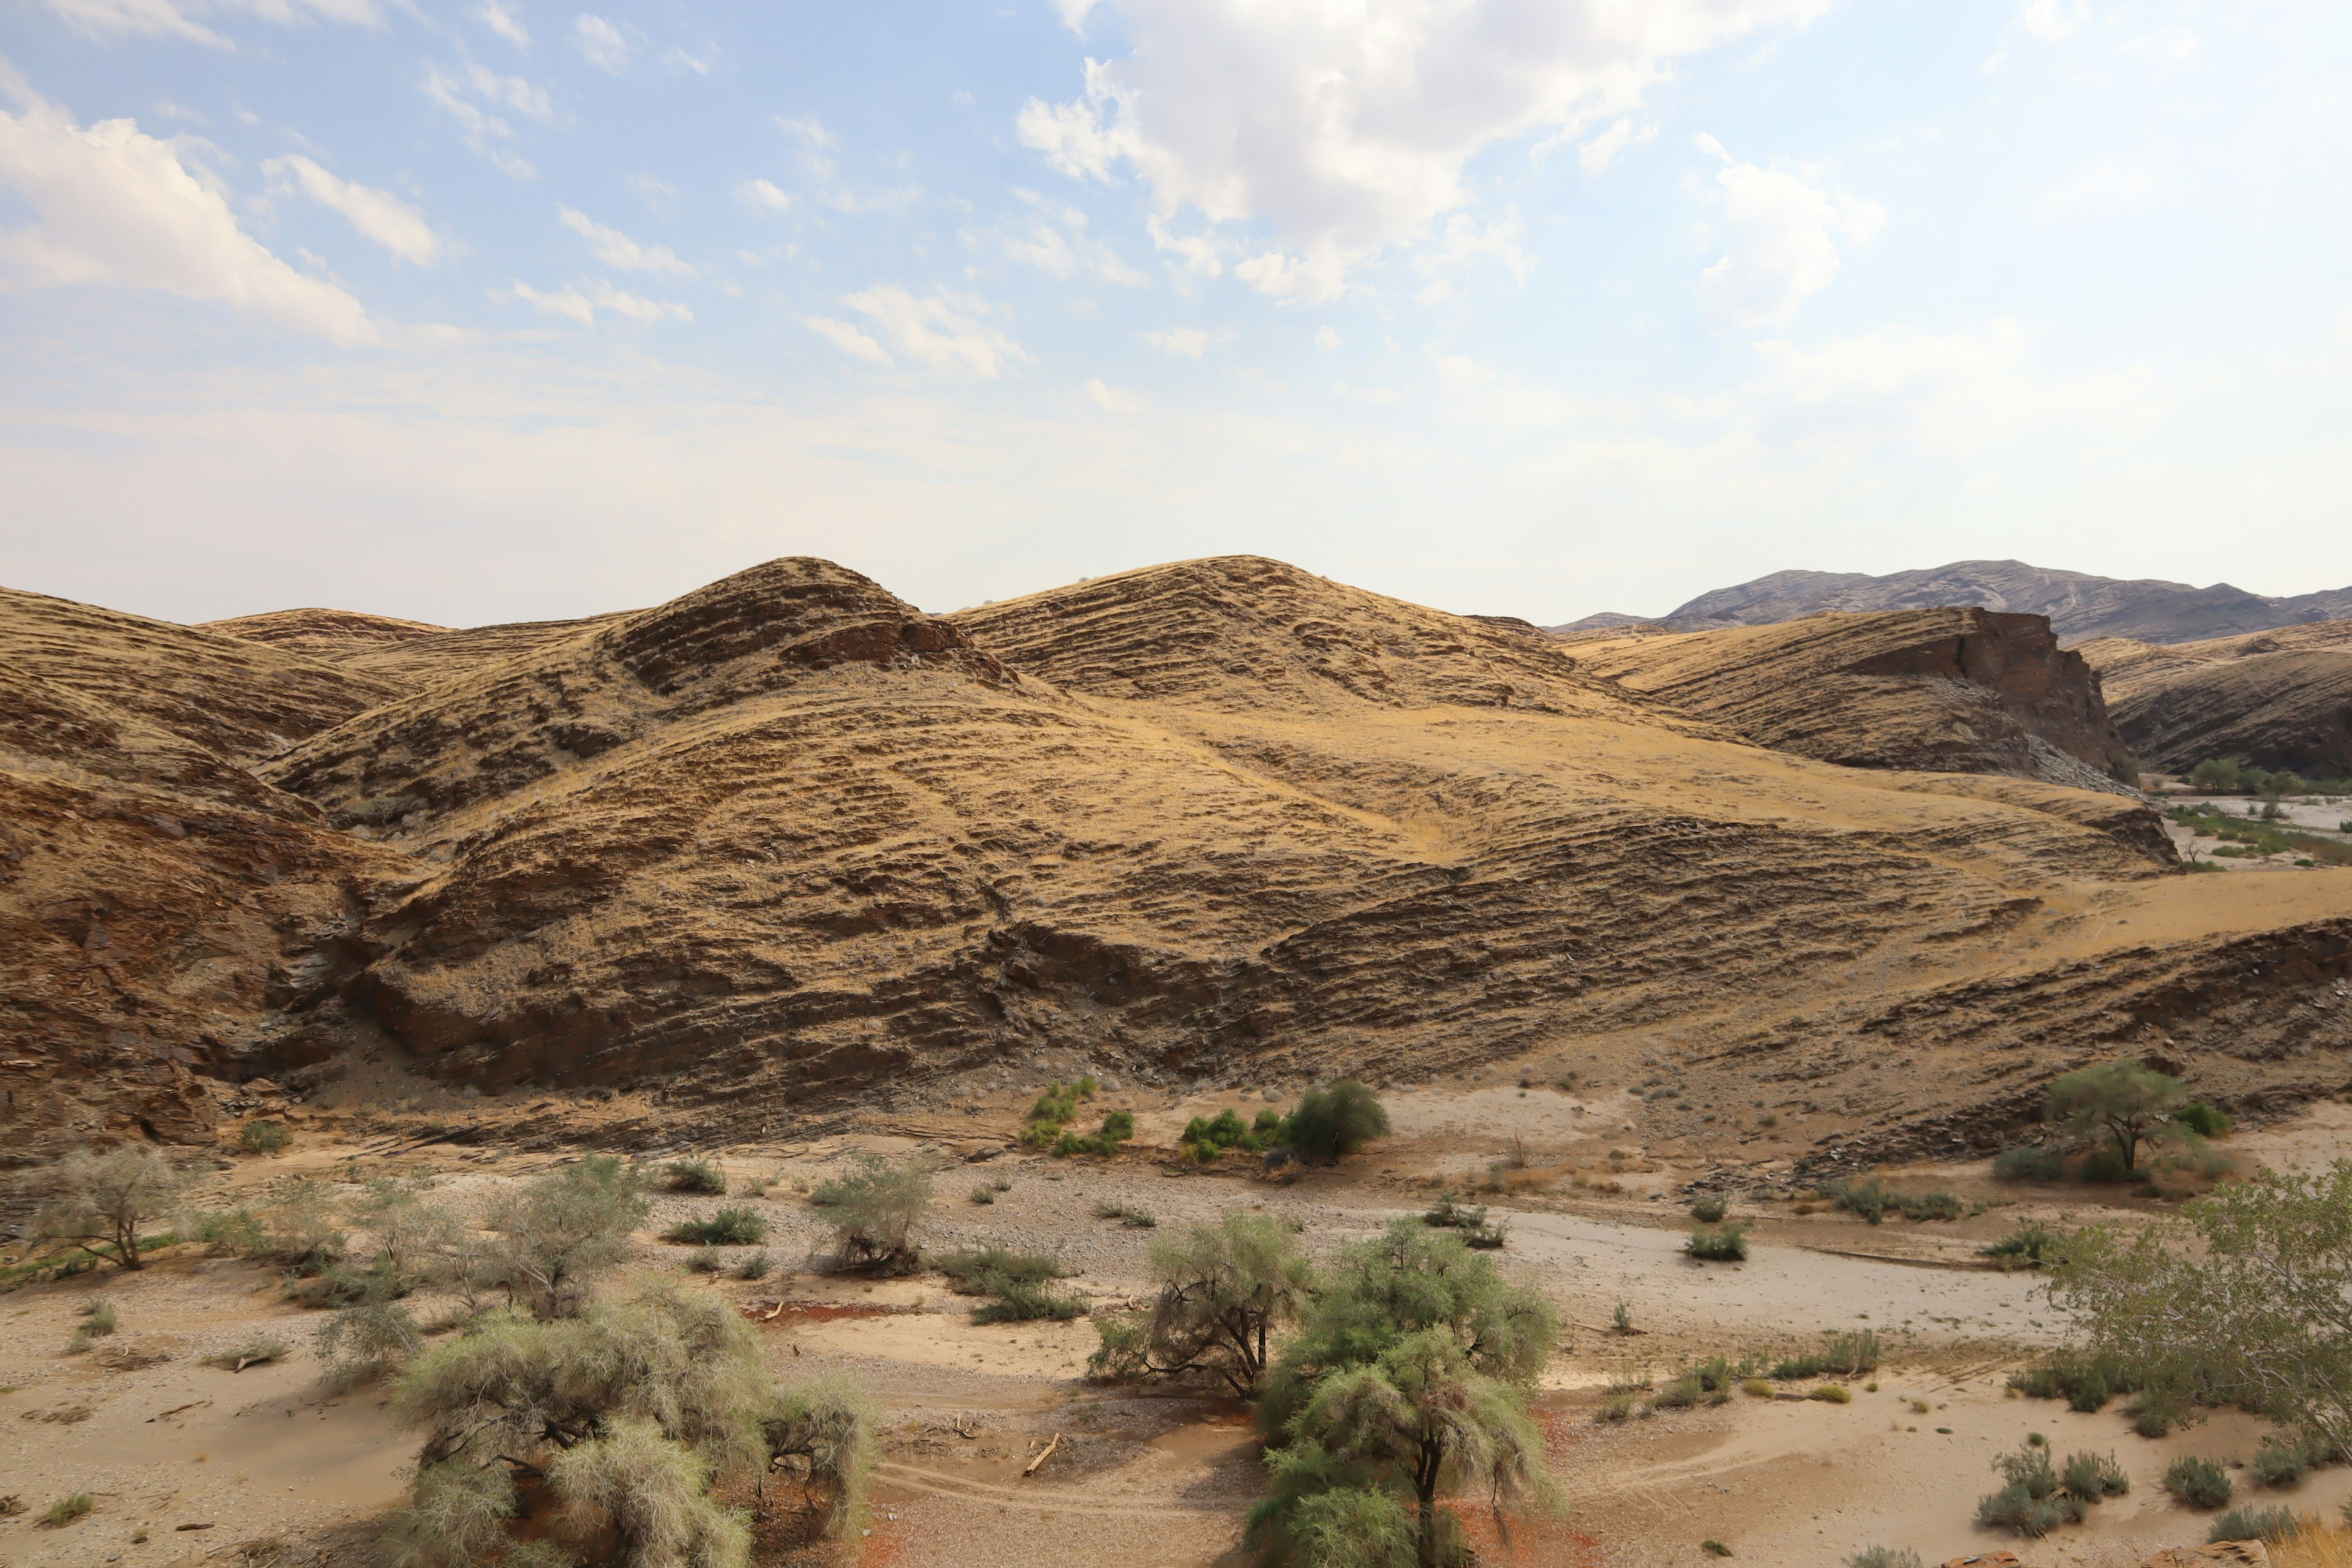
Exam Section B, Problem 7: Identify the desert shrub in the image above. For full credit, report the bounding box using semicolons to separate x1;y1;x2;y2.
1182;1106;1287;1162
2062;1449;2130;1501
2255;1436;2312;1488
2046;1060;2190;1176
1690;1194;1728;1223
375;1458;519;1568
731;1250;771;1282
344;1178;461;1292
760;1374;876;1540
1611;1300;1635;1335
1994;1144;2068;1184
2007;1348;2134;1412
2165;1455;2234;1510
64;1296;119;1352
968;1185;996;1205
1985;1222;2065;1268
808;1155;930;1273
933;1245;1085;1322
1822;1177;1966;1223
240;1120;292;1155
2133;1403;2176;1438
317;1294;422;1381
684;1247;724;1275
1281;1080;1392;1163
2079;1147;2133;1185
1595;1393;1635;1423
2176;1103;2233;1139
192;1205;268;1254
1053;1109;1136;1158
478;1155;652;1319
663;1207;767;1247
1091;1214;1313;1396
1020;1077;1098;1148
661;1158;726;1195
1651;1373;1704;1410
1773;1331;1879;1380
546;1415;750;1568
1684;1224;1749;1262
1249;1219;1558;1568
208;1334;290;1370
1742;1377;1773;1398
39;1493;94;1528
34;1144;191;1272
1977;1444;2087;1536
1812;1383;1852;1403
2211;1505;2307;1544
973;1278;1088;1324
1845;1549;1924;1568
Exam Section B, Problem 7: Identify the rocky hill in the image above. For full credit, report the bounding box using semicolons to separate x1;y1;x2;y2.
1556;559;2352;645
1564;608;2132;793
2078;620;2352;776
200;607;451;663
7;556;2352;1173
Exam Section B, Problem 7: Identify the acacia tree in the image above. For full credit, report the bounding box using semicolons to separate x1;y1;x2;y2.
1250;1220;1561;1568
2048;1161;2352;1460
480;1155;651;1318
36;1145;189;1272
1090;1213;1314;1396
2045;1060;2187;1174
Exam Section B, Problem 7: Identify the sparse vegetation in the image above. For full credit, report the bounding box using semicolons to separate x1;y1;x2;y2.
1020;1077;1099;1149
64;1297;118;1354
808;1154;931;1273
1994;1144;2067;1184
1421;1191;1507;1248
1684;1223;1749;1262
2212;1505;2309;1544
1090;1213;1313;1396
935;1245;1087;1323
661;1158;727;1194
2255;1435;2317;1488
1181;1106;1286;1162
2165;1455;2235;1510
1054;1108;1136;1158
478;1155;652;1319
2046;1060;2190;1175
1984;1221;2065;1268
1771;1331;1880;1381
39;1493;94;1529
1978;1443;2081;1537
1689;1193;1728;1223
1280;1079;1392;1164
1820;1177;1967;1224
2007;1348;2135;1412
2176;1102;2234;1139
34;1144;191;1273
208;1335;290;1370
663;1207;767;1247
1845;1548;1924;1568
239;1120;293;1155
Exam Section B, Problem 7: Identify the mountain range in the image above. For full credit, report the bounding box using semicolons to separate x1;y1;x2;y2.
1555;560;2352;646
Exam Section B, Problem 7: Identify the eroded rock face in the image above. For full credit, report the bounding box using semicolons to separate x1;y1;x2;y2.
2079;620;2352;776
1567;608;2133;790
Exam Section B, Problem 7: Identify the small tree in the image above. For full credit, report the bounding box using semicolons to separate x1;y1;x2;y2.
1251;1220;1561;1568
480;1155;651;1319
2048;1161;2352;1458
809;1155;931;1273
1090;1213;1314;1395
2045;1060;2187;1175
36;1145;189;1272
761;1374;877;1539
1284;1081;1392;1164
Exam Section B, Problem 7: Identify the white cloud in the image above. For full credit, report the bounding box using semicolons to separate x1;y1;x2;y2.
1693;134;1881;331
0;89;371;342
662;44;717;75
423;61;552;177
803;315;891;364
1084;377;1141;412
1145;326;1207;358
1577;116;1656;174
573;14;631;71
2018;0;2089;43
41;0;379;47
840;286;1033;377
1314;325;1339;350
736;178;794;215
1751;321;2169;455
557;205;692;276
1053;0;1098;28
476;0;527;45
1415;208;1533;287
510;277;688;325
988;189;1145;285
264;154;443;265
1017;0;1828;296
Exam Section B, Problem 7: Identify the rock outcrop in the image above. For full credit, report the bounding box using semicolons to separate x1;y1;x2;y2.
1564;608;2135;791
2078;620;2352;776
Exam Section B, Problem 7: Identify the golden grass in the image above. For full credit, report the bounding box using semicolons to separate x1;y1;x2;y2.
2276;1523;2352;1568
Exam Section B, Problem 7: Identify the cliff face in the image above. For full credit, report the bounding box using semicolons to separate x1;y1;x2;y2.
1567;608;2133;791
2074;620;2352;777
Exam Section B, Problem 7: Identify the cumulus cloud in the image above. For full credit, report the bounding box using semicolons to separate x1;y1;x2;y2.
1693;134;1881;331
557;205;692;275
264;154;443;265
813;286;1033;377
423;61;553;178
1016;0;1828;298
42;0;379;47
573;13;630;71
1414;207;1533;299
0;88;371;342
509;277;688;325
736;178;793;214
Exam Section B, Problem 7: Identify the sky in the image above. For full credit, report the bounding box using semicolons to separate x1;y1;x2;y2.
1;0;2349;629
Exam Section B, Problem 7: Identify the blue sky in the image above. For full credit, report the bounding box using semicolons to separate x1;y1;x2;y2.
2;0;2348;628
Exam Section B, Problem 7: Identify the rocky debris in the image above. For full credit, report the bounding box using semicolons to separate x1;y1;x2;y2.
1567;608;2136;791
1557;557;2352;644
2079;620;2352;775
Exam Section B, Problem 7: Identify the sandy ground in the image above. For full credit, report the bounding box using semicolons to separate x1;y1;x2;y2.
9;1096;2352;1568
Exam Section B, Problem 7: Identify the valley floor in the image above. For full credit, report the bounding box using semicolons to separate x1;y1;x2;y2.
6;1095;2348;1568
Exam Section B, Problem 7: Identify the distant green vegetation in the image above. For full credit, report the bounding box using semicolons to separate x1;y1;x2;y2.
2169;802;2352;867
2185;758;2352;797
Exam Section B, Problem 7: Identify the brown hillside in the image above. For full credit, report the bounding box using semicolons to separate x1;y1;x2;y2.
1565;608;2130;790
2079;620;2352;775
202;606;451;663
341;614;633;692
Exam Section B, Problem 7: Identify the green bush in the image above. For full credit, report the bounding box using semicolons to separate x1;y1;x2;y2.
809;1155;931;1272
933;1246;1084;1322
240;1120;293;1155
2060;1450;2129;1502
661;1158;726;1194
1845;1549;1924;1568
1088;1213;1313;1396
1053;1109;1136;1158
2008;1348;2134;1412
1181;1106;1286;1161
1685;1224;1749;1262
66;1296;119;1354
663;1207;767;1246
2252;1436;2311;1488
2210;1505;2305;1544
1822;1177;1966;1223
1984;1222;2065;1268
1772;1331;1880;1380
685;1246;723;1274
968;1185;996;1205
2165;1455;2234;1510
1020;1077;1098;1148
1977;1444;2085;1536
1690;1194;1728;1223
972;1278;1088;1324
2174;1103;2233;1139
39;1493;94;1529
478;1155;652;1320
1993;1145;2067;1184
732;1250;771;1282
1281;1080;1391;1163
